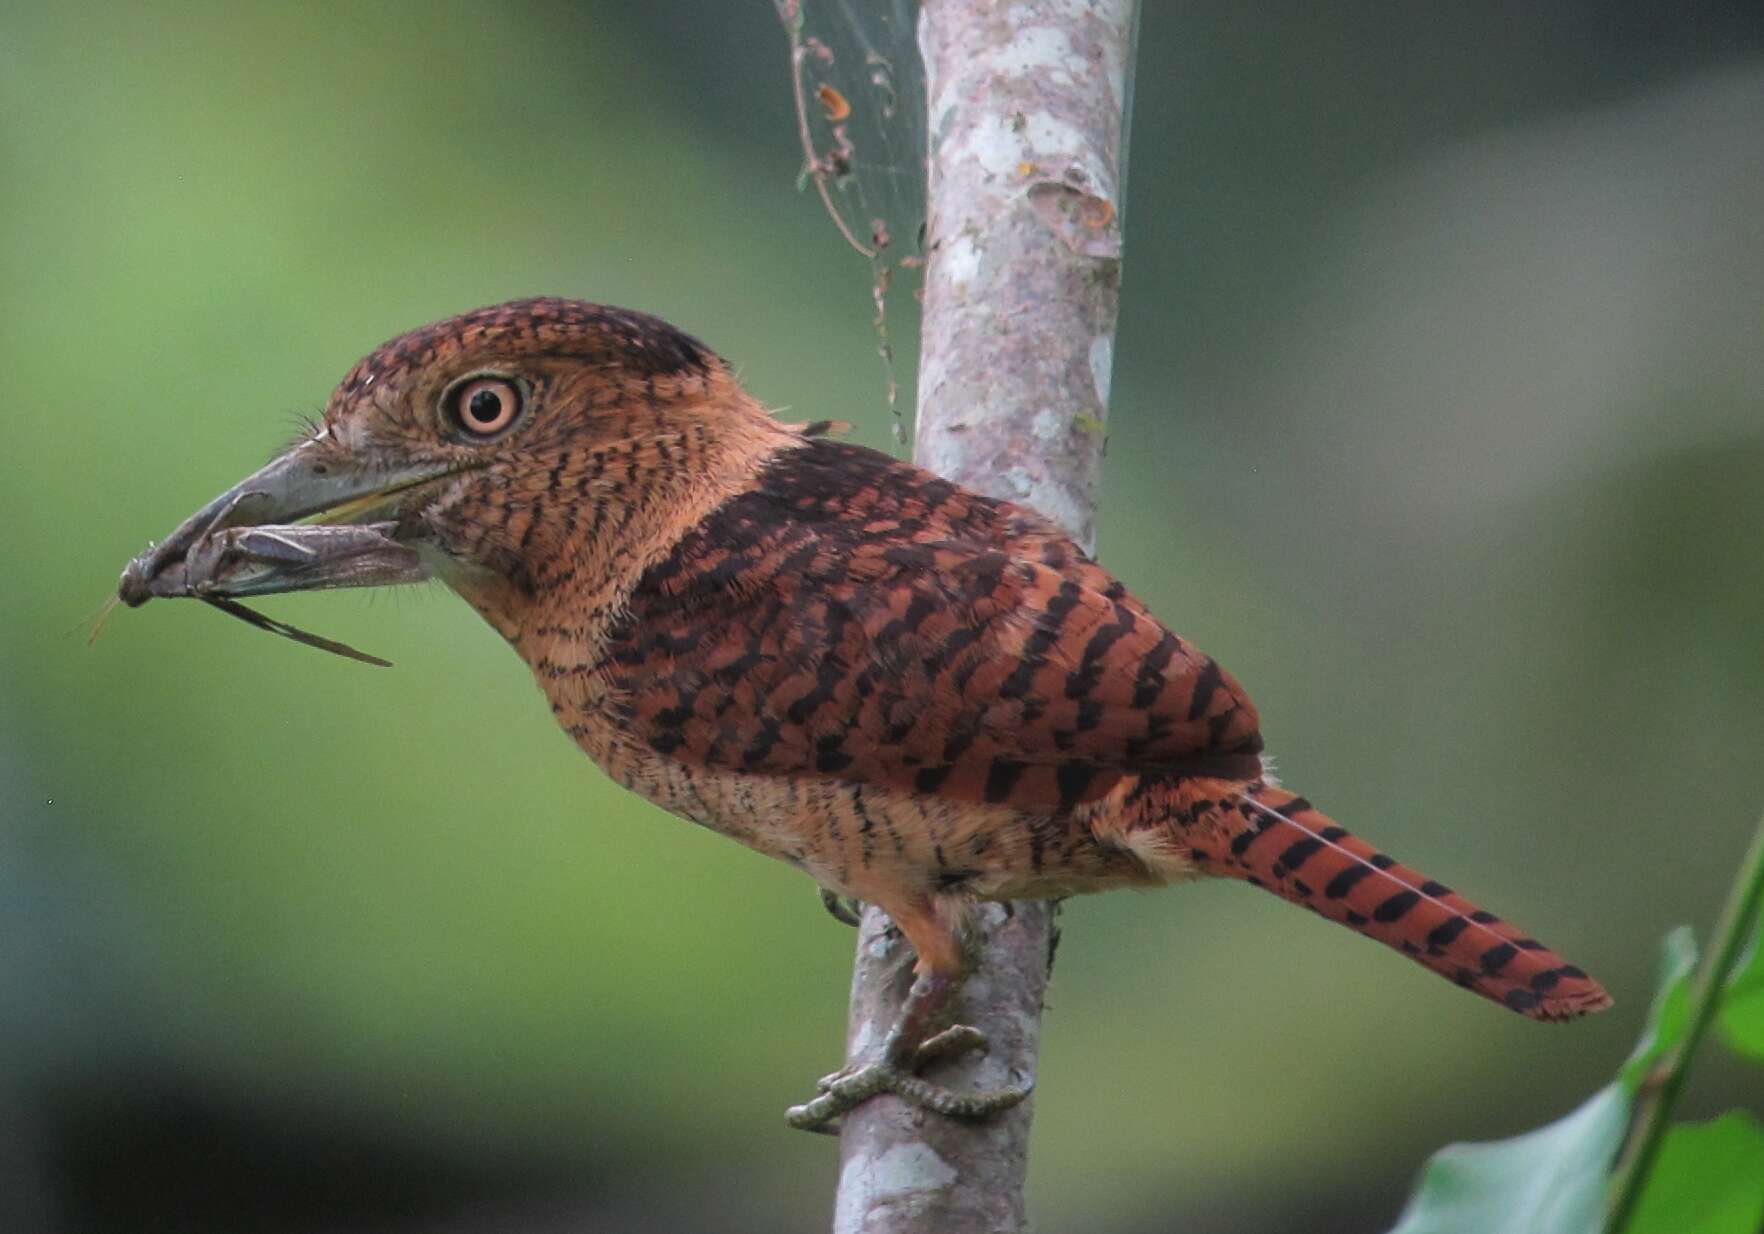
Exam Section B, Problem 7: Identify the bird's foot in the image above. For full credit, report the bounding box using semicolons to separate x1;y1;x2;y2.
819;887;865;928
784;1025;1031;1133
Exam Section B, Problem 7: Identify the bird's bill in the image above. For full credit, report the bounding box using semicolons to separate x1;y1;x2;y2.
117;439;450;607
133;522;428;602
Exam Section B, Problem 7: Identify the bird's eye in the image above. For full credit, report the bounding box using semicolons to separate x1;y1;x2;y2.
447;377;522;438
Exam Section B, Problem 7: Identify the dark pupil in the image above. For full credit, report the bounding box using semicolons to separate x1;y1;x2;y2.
467;388;503;425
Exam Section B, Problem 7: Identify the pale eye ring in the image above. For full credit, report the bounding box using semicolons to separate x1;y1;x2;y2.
447;377;522;438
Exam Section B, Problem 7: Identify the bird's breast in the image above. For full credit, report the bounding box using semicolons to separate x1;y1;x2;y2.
541;677;1162;903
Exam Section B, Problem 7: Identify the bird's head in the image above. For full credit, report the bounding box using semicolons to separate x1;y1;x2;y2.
119;298;798;641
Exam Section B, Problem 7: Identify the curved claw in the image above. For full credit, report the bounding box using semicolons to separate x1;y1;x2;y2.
819;887;865;928
784;1024;1033;1133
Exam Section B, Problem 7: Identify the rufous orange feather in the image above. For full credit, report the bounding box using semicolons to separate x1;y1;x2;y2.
119;299;1611;1128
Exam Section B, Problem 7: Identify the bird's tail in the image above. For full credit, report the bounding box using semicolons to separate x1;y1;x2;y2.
1169;778;1611;1020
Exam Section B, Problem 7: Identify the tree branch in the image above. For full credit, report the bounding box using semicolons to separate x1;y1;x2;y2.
832;3;1138;1230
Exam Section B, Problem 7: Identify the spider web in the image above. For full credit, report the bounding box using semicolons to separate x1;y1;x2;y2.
775;0;927;442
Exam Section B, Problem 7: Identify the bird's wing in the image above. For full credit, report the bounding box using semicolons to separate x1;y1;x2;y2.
597;440;1262;811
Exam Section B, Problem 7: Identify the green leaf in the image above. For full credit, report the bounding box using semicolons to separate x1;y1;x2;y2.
1387;931;1699;1234
1387;1085;1629;1234
1620;926;1699;1089
1622;1113;1764;1234
1716;916;1764;1063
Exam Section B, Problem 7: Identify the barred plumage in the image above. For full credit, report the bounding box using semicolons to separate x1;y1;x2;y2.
122;298;1611;1127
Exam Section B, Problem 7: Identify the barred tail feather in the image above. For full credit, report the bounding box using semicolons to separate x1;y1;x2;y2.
1174;779;1611;1020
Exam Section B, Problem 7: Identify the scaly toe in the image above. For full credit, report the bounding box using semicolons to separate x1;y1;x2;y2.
786;1061;893;1132
892;1069;1032;1119
911;1024;988;1068
785;1039;1033;1133
814;1067;852;1094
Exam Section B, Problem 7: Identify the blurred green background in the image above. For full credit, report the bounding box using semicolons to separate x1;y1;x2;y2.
4;3;1762;1231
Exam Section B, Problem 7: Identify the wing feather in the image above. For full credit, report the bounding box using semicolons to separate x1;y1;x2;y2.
599;441;1262;810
